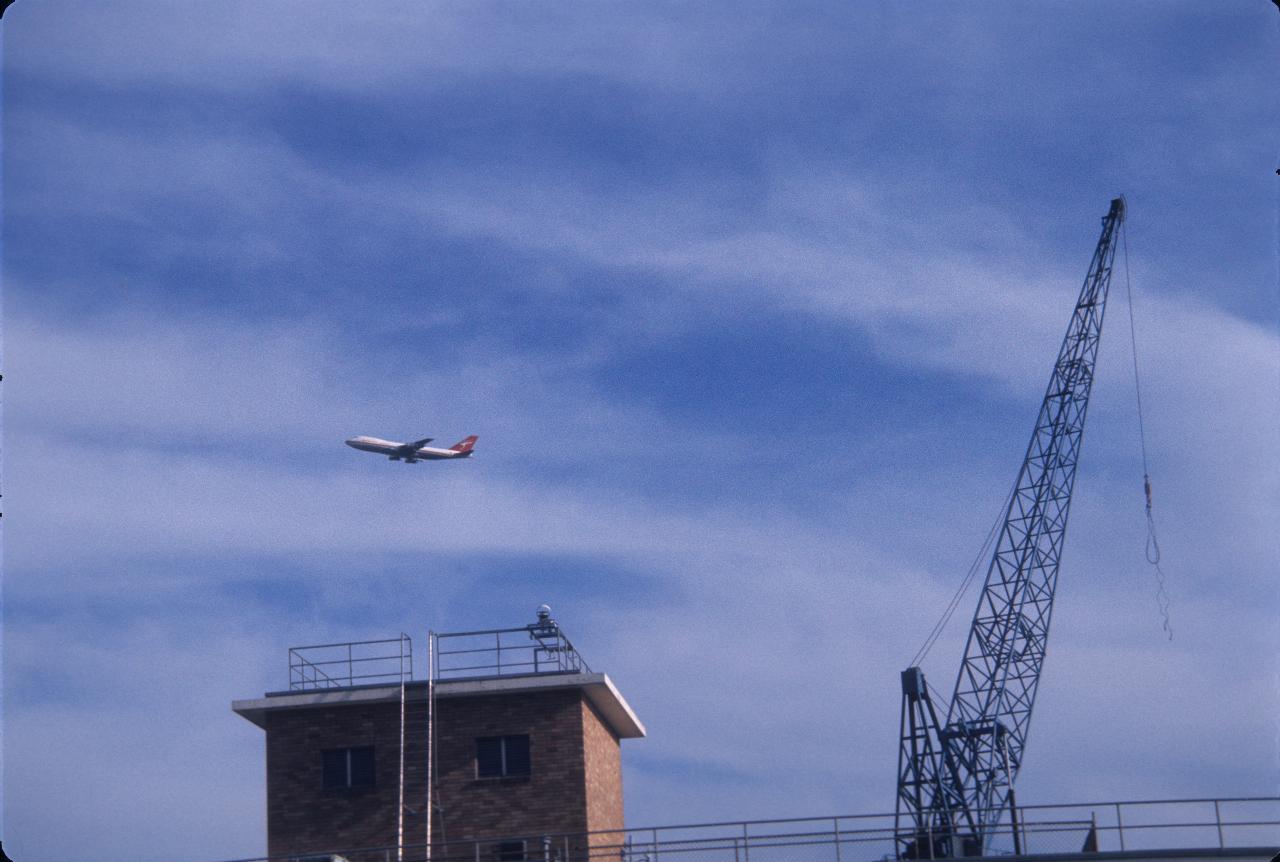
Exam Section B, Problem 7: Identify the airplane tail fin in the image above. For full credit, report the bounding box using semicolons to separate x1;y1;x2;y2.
449;435;478;454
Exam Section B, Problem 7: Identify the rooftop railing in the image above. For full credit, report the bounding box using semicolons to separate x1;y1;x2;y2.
285;609;589;692
432;609;590;681
288;635;412;692
213;795;1280;862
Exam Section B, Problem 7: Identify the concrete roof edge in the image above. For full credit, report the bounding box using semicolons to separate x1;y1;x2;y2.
587;673;646;739
231;672;646;738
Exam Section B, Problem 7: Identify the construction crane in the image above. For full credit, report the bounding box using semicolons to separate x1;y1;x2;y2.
895;198;1127;859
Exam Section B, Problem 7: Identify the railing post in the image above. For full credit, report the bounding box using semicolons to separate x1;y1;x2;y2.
742;822;750;862
1009;788;1023;856
1214;799;1224;849
1114;803;1125;851
833;817;842;862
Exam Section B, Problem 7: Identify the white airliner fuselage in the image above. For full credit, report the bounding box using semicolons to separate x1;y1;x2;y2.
345;435;478;463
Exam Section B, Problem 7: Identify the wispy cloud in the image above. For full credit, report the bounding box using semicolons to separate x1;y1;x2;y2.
4;2;1277;860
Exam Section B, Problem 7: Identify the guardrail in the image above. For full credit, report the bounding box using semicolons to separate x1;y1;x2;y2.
285;611;589;694
288;635;412;691
432;613;590;681
215;795;1280;862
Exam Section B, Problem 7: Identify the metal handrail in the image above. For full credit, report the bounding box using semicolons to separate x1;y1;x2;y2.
209;795;1280;862
432;617;591;681
288;635;412;691
285;614;590;691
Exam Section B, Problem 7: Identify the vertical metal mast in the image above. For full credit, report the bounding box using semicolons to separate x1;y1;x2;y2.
896;198;1126;858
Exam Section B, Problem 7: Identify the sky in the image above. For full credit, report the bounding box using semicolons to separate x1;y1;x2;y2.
1;2;1278;861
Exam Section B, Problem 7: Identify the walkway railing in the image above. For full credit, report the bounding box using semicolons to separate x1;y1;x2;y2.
285;611;589;693
288;635;412;691
214;795;1279;862
433;614;590;681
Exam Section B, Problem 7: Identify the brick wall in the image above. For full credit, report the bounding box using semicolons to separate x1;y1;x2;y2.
265;698;429;859
263;684;624;860
581;698;624;843
432;688;589;844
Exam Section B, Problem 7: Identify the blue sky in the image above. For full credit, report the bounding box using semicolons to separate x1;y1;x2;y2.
2;2;1278;860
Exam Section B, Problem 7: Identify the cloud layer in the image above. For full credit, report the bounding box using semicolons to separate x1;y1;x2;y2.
3;3;1277;861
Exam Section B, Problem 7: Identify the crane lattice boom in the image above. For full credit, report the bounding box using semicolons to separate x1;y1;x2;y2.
895;198;1126;859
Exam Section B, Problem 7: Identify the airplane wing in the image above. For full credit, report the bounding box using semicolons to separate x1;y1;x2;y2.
395;437;434;455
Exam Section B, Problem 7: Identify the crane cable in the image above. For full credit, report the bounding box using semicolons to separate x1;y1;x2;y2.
911;213;1173;665
1120;216;1173;641
910;476;1017;668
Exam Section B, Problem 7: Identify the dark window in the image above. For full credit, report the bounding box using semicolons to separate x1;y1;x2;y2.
475;735;531;778
495;841;526;861
476;737;503;776
321;746;375;789
321;750;347;788
504;735;530;775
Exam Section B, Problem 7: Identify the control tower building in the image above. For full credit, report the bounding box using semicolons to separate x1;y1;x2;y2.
232;609;645;861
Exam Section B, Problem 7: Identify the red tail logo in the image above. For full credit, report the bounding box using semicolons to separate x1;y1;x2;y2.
449;435;478;453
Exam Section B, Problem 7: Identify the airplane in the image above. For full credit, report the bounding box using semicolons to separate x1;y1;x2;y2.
345;434;478;463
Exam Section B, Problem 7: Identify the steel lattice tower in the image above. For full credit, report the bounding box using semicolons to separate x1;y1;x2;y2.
895;198;1126;858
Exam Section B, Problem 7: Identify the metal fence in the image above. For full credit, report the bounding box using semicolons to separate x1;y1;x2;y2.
1007;797;1280;854
285;610;589;694
288;635;413;691
216;796;1279;862
432;615;590;681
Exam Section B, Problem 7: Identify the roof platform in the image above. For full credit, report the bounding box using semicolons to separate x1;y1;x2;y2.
234;609;644;738
232;669;645;739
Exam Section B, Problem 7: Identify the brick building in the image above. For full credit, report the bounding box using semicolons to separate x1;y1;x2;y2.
233;612;645;861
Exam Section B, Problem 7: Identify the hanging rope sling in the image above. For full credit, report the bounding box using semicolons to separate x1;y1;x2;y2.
1121;214;1173;640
